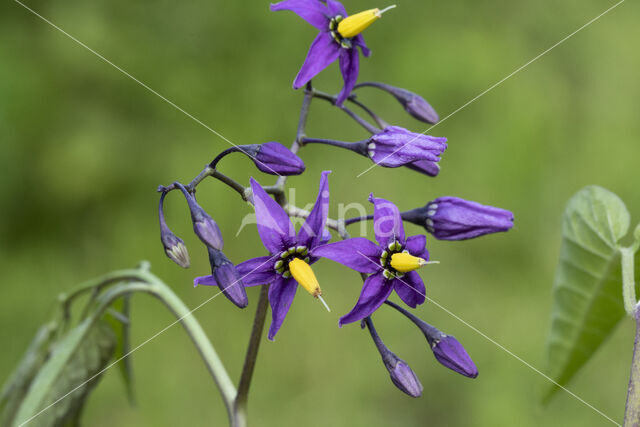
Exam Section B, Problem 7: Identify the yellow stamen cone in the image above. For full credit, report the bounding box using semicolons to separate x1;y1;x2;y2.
390;252;428;273
289;258;322;297
337;5;396;39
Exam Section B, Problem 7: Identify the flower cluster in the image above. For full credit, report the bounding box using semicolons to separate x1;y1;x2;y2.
157;0;514;402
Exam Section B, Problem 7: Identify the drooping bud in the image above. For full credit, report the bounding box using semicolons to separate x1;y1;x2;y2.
404;160;440;177
364;317;423;397
402;197;514;241
194;248;248;308
367;126;447;168
431;335;478;378
214;143;305;176
356;82;439;124
159;192;190;268
337;5;396;39
177;184;224;250
390;252;427;273
384;301;478;378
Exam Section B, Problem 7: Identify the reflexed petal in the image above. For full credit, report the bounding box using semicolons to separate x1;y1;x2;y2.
326;0;347;16
312;237;381;273
194;275;217;287
270;0;329;30
298;171;331;248
293;33;341;89
336;48;359;106
250;177;296;253
394;271;426;308
236;256;279;286
353;34;371;57
404;235;429;260
267;276;299;340
339;272;393;326
369;194;405;246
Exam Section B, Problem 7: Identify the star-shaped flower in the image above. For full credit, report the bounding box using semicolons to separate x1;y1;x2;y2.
271;0;395;105
313;194;429;325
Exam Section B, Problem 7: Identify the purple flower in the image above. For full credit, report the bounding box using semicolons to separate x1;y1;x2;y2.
364;317;423;397
159;192;190;268
195;248;248;309
402;196;514;240
404;160;440;177
177;184;224;250
367;126;447;168
271;0;393;105
214;143;305;176
235;171;332;340
356;82;440;124
313;194;429;326
431;335;478;378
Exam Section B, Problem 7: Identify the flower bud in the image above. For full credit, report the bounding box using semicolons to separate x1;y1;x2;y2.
194;248;248;308
431;335;478;378
364;317;423;397
367;126;447;168
404;160;440;177
178;185;224;250
250;142;305;176
402;196;514;241
159;192;190;268
358;82;439;124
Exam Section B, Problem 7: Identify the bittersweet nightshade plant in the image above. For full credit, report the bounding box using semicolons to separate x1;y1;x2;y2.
195;248;249;309
211;142;306;176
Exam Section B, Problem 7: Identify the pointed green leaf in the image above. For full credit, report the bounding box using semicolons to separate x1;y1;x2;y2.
12;320;116;427
544;185;635;402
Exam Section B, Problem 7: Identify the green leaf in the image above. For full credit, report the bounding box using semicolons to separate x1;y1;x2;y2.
12;320;116;427
104;295;136;405
0;323;57;426
544;185;635;403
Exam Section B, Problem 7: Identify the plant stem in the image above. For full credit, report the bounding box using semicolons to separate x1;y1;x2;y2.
312;90;381;134
622;246;638;316
301;137;368;156
625;305;640;427
233;285;269;427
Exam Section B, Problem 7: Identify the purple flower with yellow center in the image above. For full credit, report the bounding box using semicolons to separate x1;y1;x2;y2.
236;171;332;340
313;194;430;325
271;0;396;105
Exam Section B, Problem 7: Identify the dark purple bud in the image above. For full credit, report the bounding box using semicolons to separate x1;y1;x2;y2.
367;126;447;168
357;82;439;124
252;142;305;176
404;160;441;177
208;248;248;308
364;317;423;397
402;197;514;240
431;335;478;378
177;185;224;250
211;143;305;176
159;192;190;268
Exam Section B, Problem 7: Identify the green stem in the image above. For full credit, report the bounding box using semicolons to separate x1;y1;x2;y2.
622;247;638;316
233;286;269;427
625;306;640;427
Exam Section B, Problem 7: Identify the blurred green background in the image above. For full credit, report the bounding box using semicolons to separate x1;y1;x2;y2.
2;0;640;425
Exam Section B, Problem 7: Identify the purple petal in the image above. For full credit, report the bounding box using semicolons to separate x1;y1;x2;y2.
336;48;359;106
369;194;405;246
325;0;347;16
194;275;217;287
213;262;249;308
312;237;381;273
236;256;278;286
293;33;341;90
270;0;329;30
353;34;371;57
394;271;426;308
267;276;299;340
404;160;440;177
404;235;429;260
339;272;393;326
250;177;296;253
298;171;331;248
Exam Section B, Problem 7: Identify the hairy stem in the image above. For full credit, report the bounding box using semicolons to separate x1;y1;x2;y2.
233;285;269;427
